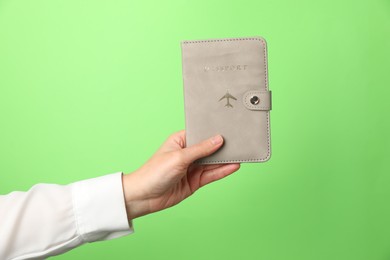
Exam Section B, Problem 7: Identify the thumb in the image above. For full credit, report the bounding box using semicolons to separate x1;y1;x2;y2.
180;134;224;163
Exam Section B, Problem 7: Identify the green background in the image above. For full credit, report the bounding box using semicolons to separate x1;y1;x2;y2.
1;0;390;259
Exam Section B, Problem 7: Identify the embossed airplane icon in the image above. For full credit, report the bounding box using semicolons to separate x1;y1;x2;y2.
219;91;237;108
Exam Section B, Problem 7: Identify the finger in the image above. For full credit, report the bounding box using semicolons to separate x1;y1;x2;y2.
204;164;225;171
157;130;186;153
187;163;225;180
170;130;186;147
187;164;228;193
200;163;240;187
180;134;224;164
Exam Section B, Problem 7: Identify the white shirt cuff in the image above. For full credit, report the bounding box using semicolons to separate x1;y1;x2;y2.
70;172;134;242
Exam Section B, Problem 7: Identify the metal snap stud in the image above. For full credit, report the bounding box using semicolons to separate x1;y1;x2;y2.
250;95;260;105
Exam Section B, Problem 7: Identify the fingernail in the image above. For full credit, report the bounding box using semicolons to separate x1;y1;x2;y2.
211;135;223;145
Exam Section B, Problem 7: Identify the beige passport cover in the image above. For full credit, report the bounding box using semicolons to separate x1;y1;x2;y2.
181;36;271;164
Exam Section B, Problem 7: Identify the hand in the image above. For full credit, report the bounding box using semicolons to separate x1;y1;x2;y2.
122;130;240;220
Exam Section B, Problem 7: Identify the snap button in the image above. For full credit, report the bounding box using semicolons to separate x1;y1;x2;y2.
250;95;260;105
243;90;271;111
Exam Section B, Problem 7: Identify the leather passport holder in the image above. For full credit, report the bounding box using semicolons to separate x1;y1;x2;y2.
181;36;272;164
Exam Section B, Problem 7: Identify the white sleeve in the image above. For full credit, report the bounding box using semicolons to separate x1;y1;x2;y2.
0;172;134;260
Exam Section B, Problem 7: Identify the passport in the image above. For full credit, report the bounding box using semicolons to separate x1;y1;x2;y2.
181;36;272;164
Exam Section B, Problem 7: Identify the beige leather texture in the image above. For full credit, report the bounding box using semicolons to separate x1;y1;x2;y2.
181;36;271;164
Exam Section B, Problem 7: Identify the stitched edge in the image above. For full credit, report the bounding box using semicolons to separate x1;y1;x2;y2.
186;37;271;164
182;37;264;44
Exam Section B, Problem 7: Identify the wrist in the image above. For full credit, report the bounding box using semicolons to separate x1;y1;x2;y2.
122;172;151;220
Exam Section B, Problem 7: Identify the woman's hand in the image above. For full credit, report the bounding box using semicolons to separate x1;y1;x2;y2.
122;130;240;220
